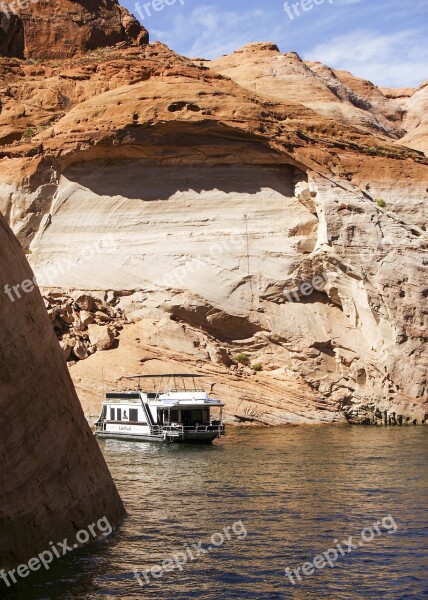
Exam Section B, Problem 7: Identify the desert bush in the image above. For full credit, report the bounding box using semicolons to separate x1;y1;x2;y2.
22;128;36;139
234;353;250;365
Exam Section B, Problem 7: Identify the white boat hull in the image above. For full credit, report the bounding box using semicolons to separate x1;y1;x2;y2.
95;430;222;444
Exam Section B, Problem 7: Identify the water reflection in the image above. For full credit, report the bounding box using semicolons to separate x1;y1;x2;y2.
3;426;428;599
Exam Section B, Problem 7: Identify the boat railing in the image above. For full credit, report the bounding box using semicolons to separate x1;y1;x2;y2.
149;424;163;436
161;423;224;434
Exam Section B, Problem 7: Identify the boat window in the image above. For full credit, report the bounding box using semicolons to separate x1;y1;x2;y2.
110;408;116;421
117;408;122;421
192;410;203;423
170;409;179;422
181;410;192;426
129;408;138;422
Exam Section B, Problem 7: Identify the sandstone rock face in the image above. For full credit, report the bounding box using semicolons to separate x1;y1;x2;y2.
0;38;427;426
0;11;23;58
380;87;416;100
0;43;186;146
0;213;125;569
399;82;428;154
72;321;338;427
207;43;427;156
207;43;405;138
0;0;148;60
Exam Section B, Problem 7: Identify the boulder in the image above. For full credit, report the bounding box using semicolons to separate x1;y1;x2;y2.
59;340;72;361
95;311;110;322
105;290;116;304
79;310;95;326
88;324;115;351
74;319;86;332
75;294;95;312
59;308;74;325
72;340;90;361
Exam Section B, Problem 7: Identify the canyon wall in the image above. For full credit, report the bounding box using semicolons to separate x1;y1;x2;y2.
0;0;148;59
207;43;428;156
0;212;125;569
0;41;427;426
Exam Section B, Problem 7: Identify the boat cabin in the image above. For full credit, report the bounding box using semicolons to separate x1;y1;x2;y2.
95;374;225;443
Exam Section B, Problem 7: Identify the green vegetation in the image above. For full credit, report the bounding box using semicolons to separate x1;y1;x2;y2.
22;128;36;140
21;117;61;142
234;353;250;366
251;363;263;372
367;146;386;157
376;199;387;208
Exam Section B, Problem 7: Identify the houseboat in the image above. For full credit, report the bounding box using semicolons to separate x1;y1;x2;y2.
95;374;225;444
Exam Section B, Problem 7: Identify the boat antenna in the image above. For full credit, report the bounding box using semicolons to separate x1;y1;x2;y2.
244;213;255;306
244;213;250;278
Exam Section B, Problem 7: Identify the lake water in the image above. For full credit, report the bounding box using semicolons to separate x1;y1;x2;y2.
4;426;428;599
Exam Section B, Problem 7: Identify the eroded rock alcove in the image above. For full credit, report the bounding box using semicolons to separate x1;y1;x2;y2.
0;39;426;427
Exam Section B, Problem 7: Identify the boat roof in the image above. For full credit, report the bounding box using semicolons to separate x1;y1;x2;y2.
118;373;212;394
104;390;224;407
104;393;224;407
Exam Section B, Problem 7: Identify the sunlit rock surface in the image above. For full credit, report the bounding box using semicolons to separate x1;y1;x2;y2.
0;0;148;60
0;38;427;426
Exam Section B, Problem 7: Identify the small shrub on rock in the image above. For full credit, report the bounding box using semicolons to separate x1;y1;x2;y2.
234;353;250;365
22;128;36;139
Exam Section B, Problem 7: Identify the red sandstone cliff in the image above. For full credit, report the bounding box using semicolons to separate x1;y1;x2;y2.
0;9;426;428
0;0;148;59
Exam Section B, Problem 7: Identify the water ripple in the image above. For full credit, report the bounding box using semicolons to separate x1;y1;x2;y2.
2;426;427;599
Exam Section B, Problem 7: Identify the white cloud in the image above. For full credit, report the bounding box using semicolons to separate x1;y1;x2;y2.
152;4;282;59
136;0;428;88
305;29;428;87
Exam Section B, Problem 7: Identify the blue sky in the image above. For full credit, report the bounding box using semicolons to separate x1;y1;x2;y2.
121;0;428;88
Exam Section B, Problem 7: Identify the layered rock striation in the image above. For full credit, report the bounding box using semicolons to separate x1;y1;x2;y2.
399;81;428;154
0;35;427;426
207;42;428;155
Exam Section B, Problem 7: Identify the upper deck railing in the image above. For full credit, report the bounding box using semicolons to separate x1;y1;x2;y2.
118;374;210;395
